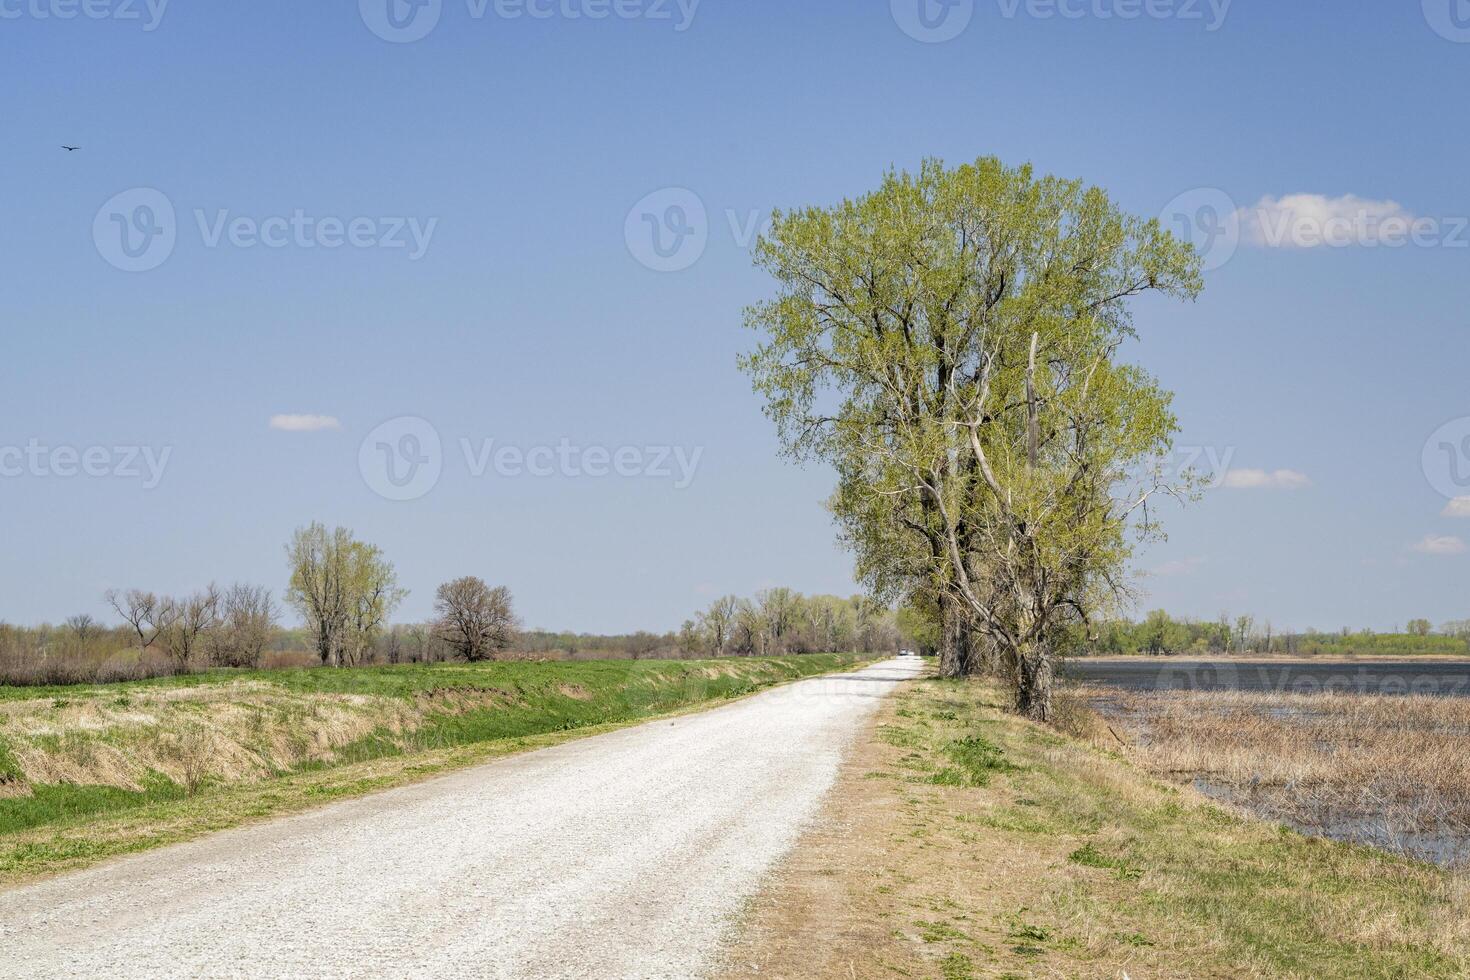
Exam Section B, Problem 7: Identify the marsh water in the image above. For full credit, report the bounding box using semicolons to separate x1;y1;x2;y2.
1069;658;1470;697
1075;659;1470;867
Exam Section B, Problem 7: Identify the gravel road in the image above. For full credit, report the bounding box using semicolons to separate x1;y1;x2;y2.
0;658;921;979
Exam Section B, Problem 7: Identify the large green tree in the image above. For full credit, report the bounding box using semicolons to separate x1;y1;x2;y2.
741;157;1202;720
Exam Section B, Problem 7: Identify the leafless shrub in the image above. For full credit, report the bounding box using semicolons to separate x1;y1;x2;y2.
160;586;221;669
105;588;174;651
432;577;518;662
209;584;278;668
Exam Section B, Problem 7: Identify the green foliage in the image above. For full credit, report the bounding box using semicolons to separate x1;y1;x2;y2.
930;735;1012;787
285;523;406;667
1067;841;1143;880
1090;610;1470;657
740;156;1203;711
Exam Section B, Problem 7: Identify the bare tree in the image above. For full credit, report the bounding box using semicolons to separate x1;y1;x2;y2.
64;614;98;644
382;624;405;665
162;586;221;668
105;589;174;650
432;577;518;662
405;622;429;663
209;584;278;668
733;599;769;657
697;595;738;654
756;588;799;651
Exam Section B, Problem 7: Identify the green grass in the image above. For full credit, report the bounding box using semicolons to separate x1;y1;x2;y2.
870;679;1470;977
0;654;865;883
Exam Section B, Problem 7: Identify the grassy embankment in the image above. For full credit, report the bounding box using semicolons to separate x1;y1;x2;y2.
0;654;863;886
724;676;1470;978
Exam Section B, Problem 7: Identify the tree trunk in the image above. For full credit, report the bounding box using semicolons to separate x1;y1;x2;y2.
937;593;977;678
1014;644;1054;722
974;631;1003;676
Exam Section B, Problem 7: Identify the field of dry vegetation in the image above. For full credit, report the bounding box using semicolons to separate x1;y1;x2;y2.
1085;686;1470;866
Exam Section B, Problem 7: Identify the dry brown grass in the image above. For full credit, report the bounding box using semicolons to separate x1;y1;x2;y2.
1091;686;1470;863
0;682;422;793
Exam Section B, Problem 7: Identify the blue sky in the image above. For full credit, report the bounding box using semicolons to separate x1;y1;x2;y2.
2;0;1467;633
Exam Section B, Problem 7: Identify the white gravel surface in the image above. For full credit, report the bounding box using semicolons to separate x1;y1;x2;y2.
0;658;921;979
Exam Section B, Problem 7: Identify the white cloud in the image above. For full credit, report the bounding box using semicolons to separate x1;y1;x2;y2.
269;414;341;432
1240;194;1415;249
1221;468;1312;490
1442;497;1470;518
1412;535;1467;556
1150;556;1206;577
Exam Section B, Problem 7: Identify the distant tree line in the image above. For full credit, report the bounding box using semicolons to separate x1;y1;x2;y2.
683;589;903;657
1;525;910;688
1089;610;1470;657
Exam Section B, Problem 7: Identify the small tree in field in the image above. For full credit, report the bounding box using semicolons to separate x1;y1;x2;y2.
432;577;518;662
286;523;406;667
105;588;175;651
161;585;221;668
210;584;279;668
